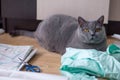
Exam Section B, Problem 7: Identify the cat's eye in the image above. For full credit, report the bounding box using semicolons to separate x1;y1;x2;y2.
83;29;89;32
95;28;101;32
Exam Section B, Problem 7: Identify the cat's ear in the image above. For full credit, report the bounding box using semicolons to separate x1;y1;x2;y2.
97;15;104;25
78;17;86;26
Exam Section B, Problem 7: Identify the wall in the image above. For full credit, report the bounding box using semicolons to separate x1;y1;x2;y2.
37;0;110;23
109;0;120;21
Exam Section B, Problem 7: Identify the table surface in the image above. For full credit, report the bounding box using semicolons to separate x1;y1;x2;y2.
0;33;119;80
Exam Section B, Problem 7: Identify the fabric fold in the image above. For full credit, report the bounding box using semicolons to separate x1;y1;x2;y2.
60;44;120;80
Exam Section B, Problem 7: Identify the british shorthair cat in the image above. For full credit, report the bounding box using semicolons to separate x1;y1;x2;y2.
34;14;107;54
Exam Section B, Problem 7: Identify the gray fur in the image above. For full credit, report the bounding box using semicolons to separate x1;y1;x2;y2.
15;30;35;38
34;14;107;55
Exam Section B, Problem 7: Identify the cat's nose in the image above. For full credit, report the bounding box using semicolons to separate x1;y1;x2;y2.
91;34;95;36
90;31;95;36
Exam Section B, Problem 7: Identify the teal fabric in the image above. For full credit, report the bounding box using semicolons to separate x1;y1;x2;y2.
107;44;120;62
60;44;120;80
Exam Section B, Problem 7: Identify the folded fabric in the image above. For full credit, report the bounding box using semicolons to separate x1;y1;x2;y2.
107;44;120;62
60;44;120;80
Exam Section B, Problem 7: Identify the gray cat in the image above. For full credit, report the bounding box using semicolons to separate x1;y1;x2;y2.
15;14;107;55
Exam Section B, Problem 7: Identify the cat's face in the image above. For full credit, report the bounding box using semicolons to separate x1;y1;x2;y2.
78;16;106;44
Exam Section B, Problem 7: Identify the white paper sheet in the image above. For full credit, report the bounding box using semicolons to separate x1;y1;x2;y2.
0;69;68;80
0;43;36;70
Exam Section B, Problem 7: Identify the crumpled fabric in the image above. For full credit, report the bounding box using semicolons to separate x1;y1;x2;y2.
60;44;120;80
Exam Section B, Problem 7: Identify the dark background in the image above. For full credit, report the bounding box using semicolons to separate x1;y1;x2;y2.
0;0;120;35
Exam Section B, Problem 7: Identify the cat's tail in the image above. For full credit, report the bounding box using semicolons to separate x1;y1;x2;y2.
14;30;35;38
